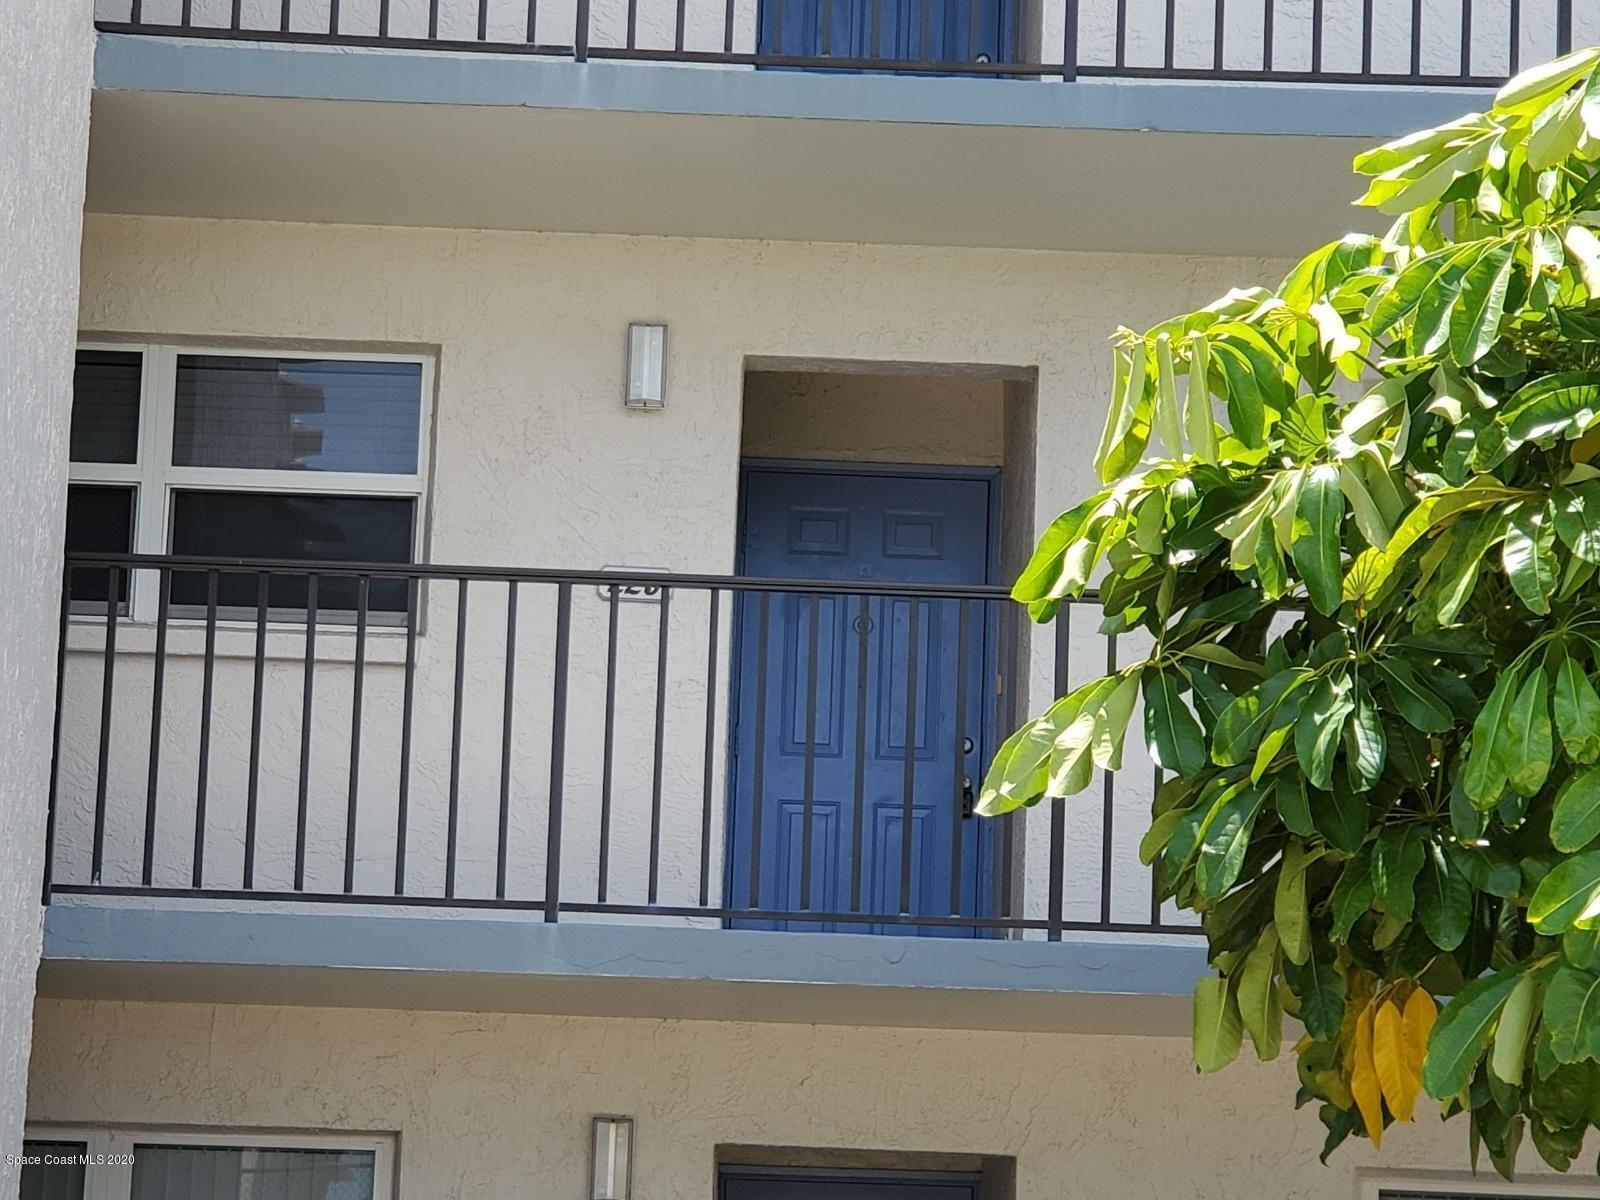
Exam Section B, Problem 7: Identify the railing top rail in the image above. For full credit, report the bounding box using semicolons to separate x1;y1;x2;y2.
62;551;1046;601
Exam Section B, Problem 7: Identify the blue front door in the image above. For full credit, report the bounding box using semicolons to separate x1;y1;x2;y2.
721;1169;982;1200
756;0;1018;67
728;464;997;935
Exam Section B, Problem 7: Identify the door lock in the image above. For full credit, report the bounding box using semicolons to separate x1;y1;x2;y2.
961;775;976;818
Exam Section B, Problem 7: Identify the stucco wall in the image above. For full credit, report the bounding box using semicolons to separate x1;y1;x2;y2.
25;997;1567;1199
0;1;94;1192
53;214;1278;930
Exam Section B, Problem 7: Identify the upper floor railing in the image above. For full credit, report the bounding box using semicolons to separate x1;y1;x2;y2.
45;552;1195;940
95;0;1585;85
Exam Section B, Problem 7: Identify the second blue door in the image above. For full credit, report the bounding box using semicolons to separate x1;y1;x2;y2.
729;464;997;935
757;0;1018;67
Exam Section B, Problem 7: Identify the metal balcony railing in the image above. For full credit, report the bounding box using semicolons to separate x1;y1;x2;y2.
95;0;1581;85
44;552;1198;940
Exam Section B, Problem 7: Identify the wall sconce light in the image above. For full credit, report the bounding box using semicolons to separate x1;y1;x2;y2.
625;322;667;410
590;1115;635;1200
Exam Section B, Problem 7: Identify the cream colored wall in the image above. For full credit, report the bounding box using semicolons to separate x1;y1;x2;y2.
55;213;1278;929
0;1;94;1191
741;371;1006;467
25;997;1566;1199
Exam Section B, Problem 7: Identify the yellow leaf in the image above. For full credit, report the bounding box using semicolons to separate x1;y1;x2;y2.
1402;988;1438;1072
1349;1000;1386;1148
1573;426;1600;464
1373;997;1421;1122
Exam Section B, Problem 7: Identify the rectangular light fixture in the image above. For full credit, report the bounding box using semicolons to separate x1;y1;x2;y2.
590;1115;634;1200
625;322;667;410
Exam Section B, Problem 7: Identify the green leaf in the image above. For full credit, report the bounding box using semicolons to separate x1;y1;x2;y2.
1464;668;1521;806
1212;669;1311;767
1372;825;1425;923
1196;784;1267;898
1296;678;1354;792
1210;341;1266;449
1138;807;1187;867
1274;772;1314;837
1555;657;1600;765
1311;780;1368;855
1490;971;1539;1085
1529;849;1600;934
1553;766;1600;853
1564;927;1600;971
1192;975;1243;1073
1143;668;1207;777
1292;464;1346;616
1494;46;1600;113
1274;842;1317;966
1433;506;1512;625
1343;691;1387;792
1373;658;1453;732
1501;371;1600;445
1501;503;1558;614
1552;483;1600;564
1527;86;1586;171
1331;850;1376;940
1421;967;1525;1099
1287;939;1346;1041
1449;241;1517;366
1094;342;1151;482
1496;668;1553;798
1416;839;1472;951
1090;672;1142;771
1338;460;1394;551
1542;966;1600;1064
1152;334;1184;458
1185;333;1219;462
1236;926;1284;1061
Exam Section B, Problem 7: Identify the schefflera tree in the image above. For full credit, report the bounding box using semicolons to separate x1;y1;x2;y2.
977;47;1600;1177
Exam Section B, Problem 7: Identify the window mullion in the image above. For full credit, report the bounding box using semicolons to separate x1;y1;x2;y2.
89;1131;134;1200
128;345;175;622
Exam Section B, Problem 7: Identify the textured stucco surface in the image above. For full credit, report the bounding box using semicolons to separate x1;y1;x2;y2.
0;1;94;1192
25;998;1571;1198
56;214;1279;935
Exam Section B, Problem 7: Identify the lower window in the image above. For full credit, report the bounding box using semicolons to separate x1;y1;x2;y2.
21;1129;392;1200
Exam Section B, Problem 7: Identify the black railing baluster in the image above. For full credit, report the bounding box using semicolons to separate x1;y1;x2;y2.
849;594;868;913
1063;0;1079;78
575;0;589;60
497;581;518;900
42;564;70;905
231;0;242;30
1048;607;1069;942
1212;0;1224;71
899;597;920;915
543;582;572;922
395;577;417;894
1150;767;1164;925
699;590;720;908
527;0;538;43
626;0;637;49
479;0;489;40
1099;636;1116;926
295;574;317;890
723;0;734;54
948;599;970;916
280;0;290;33
598;584;620;902
675;0;687;53
1508;0;1519;75
1410;0;1422;78
1115;0;1126;67
379;0;390;37
91;569;119;884
998;599;1016;922
329;0;339;36
1361;0;1373;76
445;578;468;899
747;592;771;907
244;571;268;889
868;0;879;58
799;593;820;912
822;0;832;55
966;0;977;63
1558;0;1573;55
1310;0;1323;74
142;568;170;887
181;0;192;26
919;0;930;62
345;575;368;894
1261;0;1272;71
429;0;439;39
648;586;671;905
1163;0;1176;70
1459;0;1471;80
130;0;142;22
193;570;218;889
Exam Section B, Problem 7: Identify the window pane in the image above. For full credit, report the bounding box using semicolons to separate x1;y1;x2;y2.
20;1140;87;1200
173;356;422;474
169;490;413;614
65;484;135;606
71;349;142;464
131;1144;376;1200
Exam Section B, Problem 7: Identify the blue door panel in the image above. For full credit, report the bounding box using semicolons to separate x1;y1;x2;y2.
757;0;1018;66
728;466;996;936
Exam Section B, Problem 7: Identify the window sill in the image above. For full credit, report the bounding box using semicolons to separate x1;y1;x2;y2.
65;619;414;665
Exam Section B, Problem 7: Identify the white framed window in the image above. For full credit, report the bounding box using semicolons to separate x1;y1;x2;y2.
1361;1172;1600;1199
65;342;433;624
20;1126;394;1200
